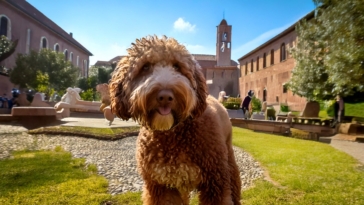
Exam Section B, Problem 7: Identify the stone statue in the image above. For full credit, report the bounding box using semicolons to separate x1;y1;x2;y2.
218;91;227;103
59;87;82;105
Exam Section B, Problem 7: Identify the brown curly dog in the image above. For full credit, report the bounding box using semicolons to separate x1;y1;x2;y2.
109;36;241;205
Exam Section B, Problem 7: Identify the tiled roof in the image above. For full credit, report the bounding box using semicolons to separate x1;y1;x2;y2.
109;55;125;63
192;54;216;61
94;56;126;67
5;0;93;56
219;19;228;26
94;61;110;67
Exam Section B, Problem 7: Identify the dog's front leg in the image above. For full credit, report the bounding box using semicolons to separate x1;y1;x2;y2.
197;173;234;205
142;182;188;205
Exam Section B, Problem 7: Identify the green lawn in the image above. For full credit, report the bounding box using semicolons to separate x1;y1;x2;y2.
0;147;112;205
345;102;364;118
233;127;364;205
320;102;364;120
1;128;363;204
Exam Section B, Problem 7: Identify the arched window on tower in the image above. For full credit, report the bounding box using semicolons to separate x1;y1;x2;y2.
280;43;286;62
223;32;227;41
256;56;259;71
263;53;266;68
270;49;274;65
70;52;73;63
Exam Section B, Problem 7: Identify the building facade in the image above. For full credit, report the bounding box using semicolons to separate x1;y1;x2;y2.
238;12;314;111
0;0;92;96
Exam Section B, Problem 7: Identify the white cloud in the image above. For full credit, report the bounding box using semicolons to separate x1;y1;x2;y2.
173;18;196;32
232;24;290;61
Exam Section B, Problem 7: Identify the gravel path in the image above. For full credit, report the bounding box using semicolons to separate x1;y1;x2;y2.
0;124;264;195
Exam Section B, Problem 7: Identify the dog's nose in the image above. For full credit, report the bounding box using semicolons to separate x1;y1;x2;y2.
157;90;174;104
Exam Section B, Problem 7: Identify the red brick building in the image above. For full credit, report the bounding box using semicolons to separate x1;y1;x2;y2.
238;11;314;111
0;0;92;96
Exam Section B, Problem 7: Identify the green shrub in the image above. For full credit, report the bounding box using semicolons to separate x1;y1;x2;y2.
79;89;94;101
251;97;262;112
223;97;241;110
280;103;290;112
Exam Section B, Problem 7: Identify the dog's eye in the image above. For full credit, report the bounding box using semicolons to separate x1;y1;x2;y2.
142;64;151;71
173;64;180;71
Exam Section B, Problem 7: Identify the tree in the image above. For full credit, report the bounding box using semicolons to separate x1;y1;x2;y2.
10;49;79;96
288;0;364;101
0;35;18;74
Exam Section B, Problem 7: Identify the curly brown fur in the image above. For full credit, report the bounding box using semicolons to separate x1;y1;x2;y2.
109;36;241;205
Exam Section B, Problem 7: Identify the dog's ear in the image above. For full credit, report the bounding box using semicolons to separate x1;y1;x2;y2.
192;63;208;118
109;59;132;121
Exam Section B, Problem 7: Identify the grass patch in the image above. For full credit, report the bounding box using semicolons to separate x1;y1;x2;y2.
232;127;364;204
0;149;113;205
28;126;140;140
346;102;364;118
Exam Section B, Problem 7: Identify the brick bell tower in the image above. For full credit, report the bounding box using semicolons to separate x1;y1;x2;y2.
216;19;232;66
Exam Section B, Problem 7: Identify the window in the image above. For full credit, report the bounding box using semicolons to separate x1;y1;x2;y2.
280;43;286;61
220;42;225;52
40;37;48;49
250;59;253;73
0;16;10;38
64;49;68;61
221;70;224;78
70;52;73;62
283;84;288;93
245;62;248;75
223;32;227;41
263;53;266;68
76;56;79;67
270;49;274;65
42;38;47;48
54;43;59;52
256;56;259;71
227;42;230;49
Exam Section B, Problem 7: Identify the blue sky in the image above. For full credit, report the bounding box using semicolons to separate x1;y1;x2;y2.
27;0;316;66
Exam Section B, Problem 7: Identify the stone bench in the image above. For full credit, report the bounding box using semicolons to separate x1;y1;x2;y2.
11;107;60;129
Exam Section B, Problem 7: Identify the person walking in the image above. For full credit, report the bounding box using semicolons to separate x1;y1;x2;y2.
241;90;254;119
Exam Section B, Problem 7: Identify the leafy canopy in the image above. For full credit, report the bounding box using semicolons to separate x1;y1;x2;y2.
288;0;364;101
10;49;79;95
